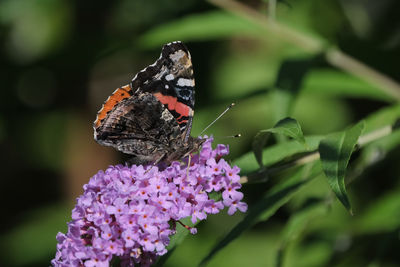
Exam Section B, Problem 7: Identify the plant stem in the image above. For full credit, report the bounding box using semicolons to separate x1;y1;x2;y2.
326;50;400;102
208;0;323;53
268;0;276;21
240;124;395;184
208;0;400;101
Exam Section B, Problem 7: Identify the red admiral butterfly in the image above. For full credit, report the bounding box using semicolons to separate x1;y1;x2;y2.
93;41;204;164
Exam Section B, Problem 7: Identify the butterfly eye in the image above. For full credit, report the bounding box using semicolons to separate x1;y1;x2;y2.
171;66;179;73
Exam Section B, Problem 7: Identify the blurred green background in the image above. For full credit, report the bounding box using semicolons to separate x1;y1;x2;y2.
1;0;400;266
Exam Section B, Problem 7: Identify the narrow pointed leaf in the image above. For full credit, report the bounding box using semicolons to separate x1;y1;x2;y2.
155;217;194;266
252;131;271;167
253;117;307;167
319;121;365;214
139;11;264;47
276;198;328;267
273;58;314;120
236;135;322;175
267;117;306;145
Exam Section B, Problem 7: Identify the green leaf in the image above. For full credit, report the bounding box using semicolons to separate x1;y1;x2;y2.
198;163;321;266
347;105;400;179
303;70;393;102
319;121;366;214
280;199;327;245
352;186;400;234
156;217;195;266
253;117;307;167
252;132;270;168
267;118;306;145
363;104;400;134
139;11;264;48
235;135;322;175
273;58;315;120
276;198;328;267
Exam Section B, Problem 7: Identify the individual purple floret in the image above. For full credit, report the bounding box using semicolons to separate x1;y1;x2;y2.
52;137;247;266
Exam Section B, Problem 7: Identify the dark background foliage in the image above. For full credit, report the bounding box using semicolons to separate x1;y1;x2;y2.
1;0;400;266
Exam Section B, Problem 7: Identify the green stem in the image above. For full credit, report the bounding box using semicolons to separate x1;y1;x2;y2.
208;0;400;101
268;0;276;21
240;125;394;184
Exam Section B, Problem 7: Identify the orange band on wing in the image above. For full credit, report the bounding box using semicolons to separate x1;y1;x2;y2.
177;119;188;125
95;85;132;127
175;102;190;117
153;92;190;117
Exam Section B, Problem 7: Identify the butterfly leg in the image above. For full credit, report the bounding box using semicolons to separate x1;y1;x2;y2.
144;153;166;174
186;154;191;179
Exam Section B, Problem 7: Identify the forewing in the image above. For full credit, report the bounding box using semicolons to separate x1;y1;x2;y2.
93;85;133;129
93;41;196;157
132;41;196;141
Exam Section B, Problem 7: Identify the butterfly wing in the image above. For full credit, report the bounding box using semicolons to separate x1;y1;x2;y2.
94;91;180;162
93;41;196;161
93;85;133;129
132;41;196;142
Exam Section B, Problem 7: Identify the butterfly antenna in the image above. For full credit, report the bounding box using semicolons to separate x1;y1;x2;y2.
214;134;242;139
199;103;235;136
226;134;242;138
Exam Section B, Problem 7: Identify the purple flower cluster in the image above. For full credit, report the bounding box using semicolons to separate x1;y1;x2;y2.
52;138;247;266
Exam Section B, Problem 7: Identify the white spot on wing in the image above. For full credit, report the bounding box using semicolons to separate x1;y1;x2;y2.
165;74;174;81
169;50;186;62
177;78;194;87
161;108;174;122
165;84;169;89
167;41;181;45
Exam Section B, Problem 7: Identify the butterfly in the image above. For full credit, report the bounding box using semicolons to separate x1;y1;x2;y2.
93;41;204;165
